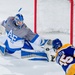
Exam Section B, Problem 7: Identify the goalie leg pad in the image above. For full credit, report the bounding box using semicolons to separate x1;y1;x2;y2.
21;48;48;61
0;44;6;55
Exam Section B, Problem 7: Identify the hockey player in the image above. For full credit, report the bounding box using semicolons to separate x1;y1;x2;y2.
0;13;52;61
52;38;75;75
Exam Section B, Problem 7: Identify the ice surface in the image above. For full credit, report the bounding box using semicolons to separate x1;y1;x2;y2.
0;0;72;75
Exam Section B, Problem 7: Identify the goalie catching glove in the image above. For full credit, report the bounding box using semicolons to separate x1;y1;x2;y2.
0;25;5;35
43;39;55;62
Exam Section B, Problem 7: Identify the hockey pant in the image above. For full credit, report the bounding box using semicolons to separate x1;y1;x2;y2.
66;64;75;75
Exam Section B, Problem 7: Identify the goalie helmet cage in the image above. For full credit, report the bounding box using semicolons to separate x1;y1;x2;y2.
34;0;75;45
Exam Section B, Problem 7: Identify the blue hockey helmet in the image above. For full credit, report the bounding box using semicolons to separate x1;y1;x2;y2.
14;14;24;26
52;38;62;50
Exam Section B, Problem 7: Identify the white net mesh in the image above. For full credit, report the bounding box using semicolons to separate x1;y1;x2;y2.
37;0;72;44
37;0;70;34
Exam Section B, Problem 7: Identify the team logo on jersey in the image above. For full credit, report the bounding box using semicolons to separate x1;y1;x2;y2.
7;30;18;43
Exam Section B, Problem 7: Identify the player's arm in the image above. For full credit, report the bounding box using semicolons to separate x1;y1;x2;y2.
0;18;8;35
65;46;75;58
0;17;12;35
1;17;13;27
58;44;75;57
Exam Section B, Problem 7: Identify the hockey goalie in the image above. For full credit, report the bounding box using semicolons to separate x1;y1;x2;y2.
0;13;55;62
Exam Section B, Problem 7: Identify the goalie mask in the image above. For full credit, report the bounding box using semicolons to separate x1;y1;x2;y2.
14;14;24;26
52;38;62;50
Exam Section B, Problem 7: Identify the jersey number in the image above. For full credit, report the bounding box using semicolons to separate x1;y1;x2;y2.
59;55;73;66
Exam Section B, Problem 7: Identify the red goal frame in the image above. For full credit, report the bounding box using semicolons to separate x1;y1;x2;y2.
34;0;74;45
34;0;37;34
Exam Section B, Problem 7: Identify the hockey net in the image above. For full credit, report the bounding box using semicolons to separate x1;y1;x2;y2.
0;0;75;46
34;0;75;45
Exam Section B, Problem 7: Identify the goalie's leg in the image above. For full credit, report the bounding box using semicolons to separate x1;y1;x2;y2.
0;42;6;55
30;35;55;61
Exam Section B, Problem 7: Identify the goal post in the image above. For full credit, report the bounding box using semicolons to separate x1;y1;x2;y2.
71;0;75;46
70;0;74;45
34;0;37;33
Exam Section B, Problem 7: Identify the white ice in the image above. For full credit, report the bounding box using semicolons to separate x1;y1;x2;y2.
0;0;74;75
